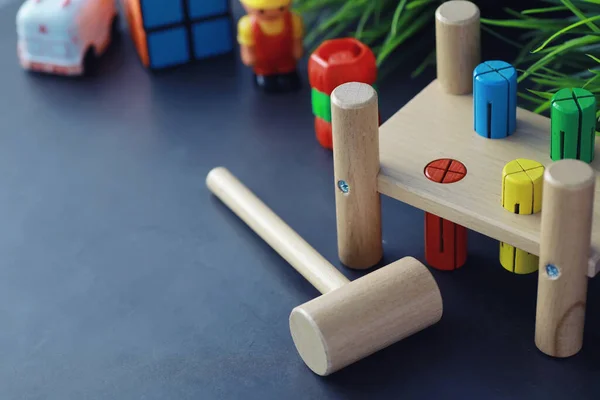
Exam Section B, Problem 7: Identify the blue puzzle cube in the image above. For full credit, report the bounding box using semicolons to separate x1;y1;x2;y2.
192;18;233;59
131;0;233;70
140;0;183;29
473;61;518;139
147;27;189;69
188;0;228;19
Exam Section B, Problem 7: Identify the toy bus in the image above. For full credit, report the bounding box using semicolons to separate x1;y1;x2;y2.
16;0;118;76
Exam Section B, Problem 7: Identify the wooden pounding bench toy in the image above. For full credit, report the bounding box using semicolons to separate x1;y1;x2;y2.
207;167;443;376
333;0;598;358
207;0;598;374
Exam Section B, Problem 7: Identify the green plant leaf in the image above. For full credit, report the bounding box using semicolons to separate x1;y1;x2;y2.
377;11;432;65
533;100;553;114
583;75;599;88
406;0;436;10
518;92;548;104
532;14;600;53
527;89;556;100
504;8;529;19
540;66;570;77
390;0;409;36
355;1;377;39
531;76;592;87
411;49;436;77
481;25;523;48
522;5;569;14
587;53;600;63
481;17;566;30
516;68;573;81
519;35;600;82
559;0;600;32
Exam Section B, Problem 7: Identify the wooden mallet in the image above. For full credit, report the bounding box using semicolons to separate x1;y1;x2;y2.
207;167;443;376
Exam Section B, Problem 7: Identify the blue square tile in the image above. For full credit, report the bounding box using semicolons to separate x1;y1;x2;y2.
147;27;190;69
188;0;228;19
192;18;233;59
141;0;183;29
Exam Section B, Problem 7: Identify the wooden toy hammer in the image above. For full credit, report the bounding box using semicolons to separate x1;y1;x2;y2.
207;167;443;376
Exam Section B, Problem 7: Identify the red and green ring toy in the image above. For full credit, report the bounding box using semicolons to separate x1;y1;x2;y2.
308;38;378;150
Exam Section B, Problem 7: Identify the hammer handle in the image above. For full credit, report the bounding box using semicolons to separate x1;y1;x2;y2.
207;167;350;294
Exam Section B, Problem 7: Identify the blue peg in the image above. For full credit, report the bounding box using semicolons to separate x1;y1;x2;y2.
473;61;517;139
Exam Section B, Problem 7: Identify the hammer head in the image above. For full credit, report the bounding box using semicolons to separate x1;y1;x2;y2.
289;257;443;376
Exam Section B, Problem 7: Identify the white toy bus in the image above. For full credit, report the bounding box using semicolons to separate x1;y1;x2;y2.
16;0;118;75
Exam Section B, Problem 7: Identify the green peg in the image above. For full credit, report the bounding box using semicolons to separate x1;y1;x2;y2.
550;88;597;163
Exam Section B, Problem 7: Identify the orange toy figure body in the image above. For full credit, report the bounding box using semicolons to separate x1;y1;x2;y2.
238;0;304;93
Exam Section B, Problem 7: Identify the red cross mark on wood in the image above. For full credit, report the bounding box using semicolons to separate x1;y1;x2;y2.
424;158;467;184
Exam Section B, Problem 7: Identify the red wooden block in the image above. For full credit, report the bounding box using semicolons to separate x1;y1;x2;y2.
309;38;377;95
425;212;468;271
315;117;333;149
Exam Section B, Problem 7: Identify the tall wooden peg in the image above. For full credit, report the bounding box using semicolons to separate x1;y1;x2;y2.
331;82;382;269
535;159;596;357
435;0;481;94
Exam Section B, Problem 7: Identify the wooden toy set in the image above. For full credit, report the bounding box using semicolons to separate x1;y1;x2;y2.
332;0;598;358
209;0;599;375
122;0;234;70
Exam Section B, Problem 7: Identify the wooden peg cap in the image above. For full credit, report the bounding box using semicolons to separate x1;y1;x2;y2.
331;82;377;110
435;1;481;95
545;158;595;190
289;257;443;376
436;0;479;25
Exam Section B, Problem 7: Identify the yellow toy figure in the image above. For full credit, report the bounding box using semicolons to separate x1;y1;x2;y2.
237;0;304;93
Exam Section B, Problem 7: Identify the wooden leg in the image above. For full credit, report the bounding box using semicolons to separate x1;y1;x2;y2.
535;159;595;357
331;82;382;269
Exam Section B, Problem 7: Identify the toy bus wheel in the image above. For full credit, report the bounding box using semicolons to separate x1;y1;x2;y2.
82;47;97;76
110;14;120;38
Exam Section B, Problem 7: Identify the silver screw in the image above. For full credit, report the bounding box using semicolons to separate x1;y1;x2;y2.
545;264;560;279
337;180;349;194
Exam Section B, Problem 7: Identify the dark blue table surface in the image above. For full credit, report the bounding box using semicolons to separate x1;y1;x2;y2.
1;1;599;399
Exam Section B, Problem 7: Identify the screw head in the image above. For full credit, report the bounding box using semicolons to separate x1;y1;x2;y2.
545;264;560;279
337;180;349;194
